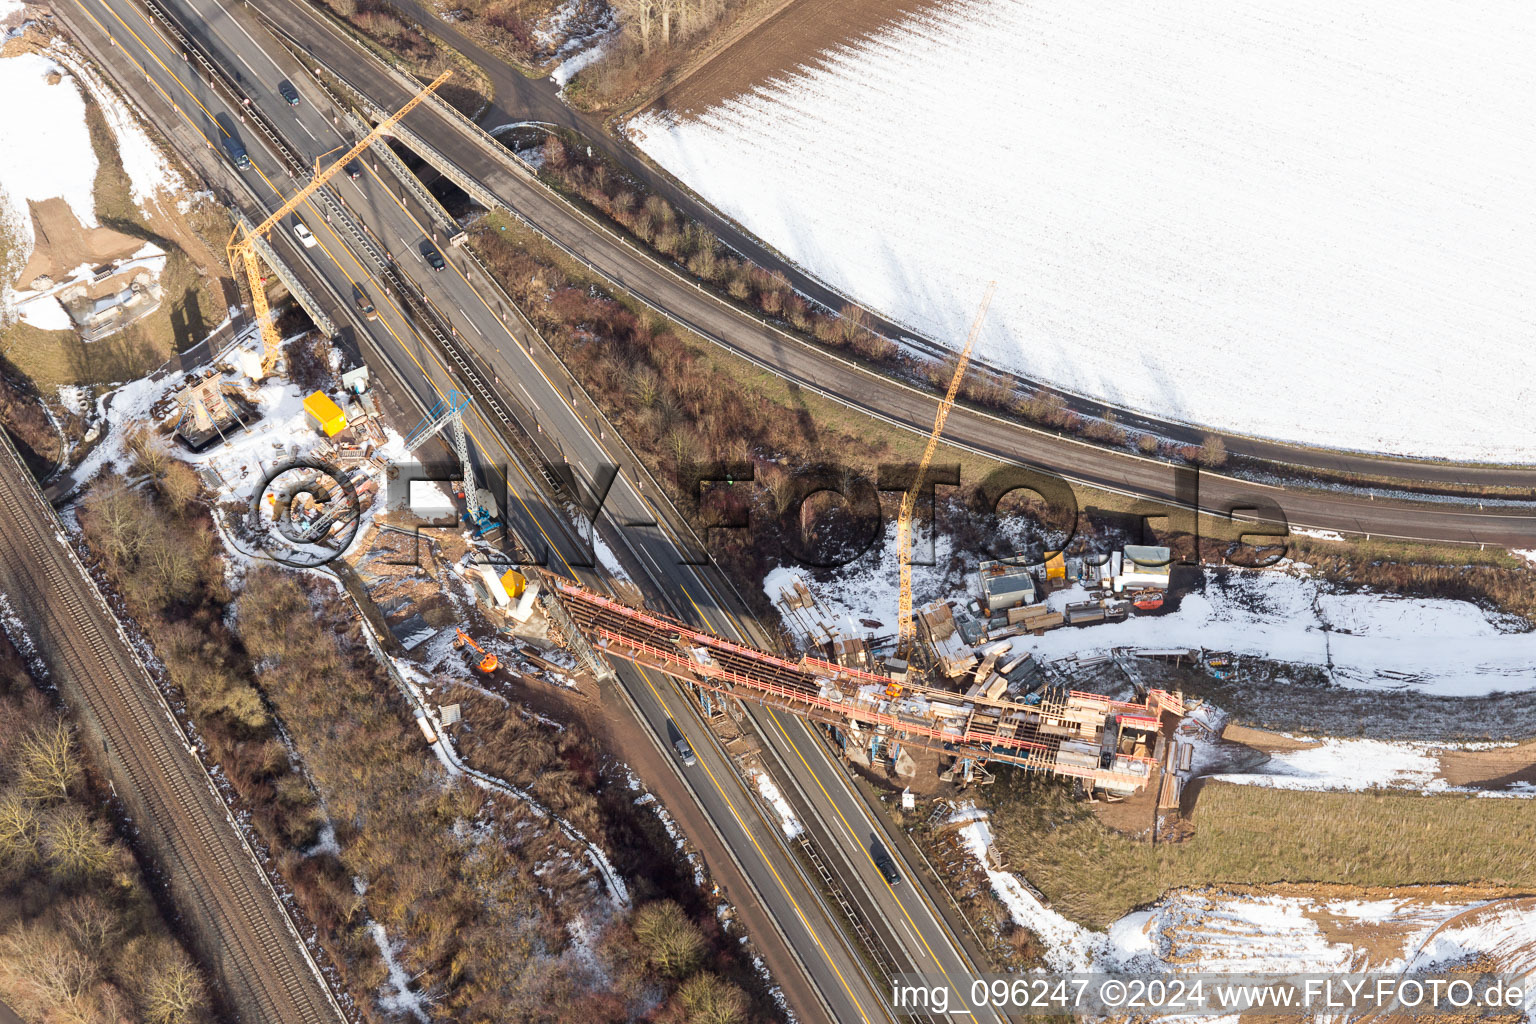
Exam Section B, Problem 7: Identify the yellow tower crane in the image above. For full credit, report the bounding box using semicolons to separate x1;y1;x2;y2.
890;282;995;695
227;70;452;378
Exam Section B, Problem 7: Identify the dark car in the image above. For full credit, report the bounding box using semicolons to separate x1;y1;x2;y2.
278;80;300;106
345;162;362;180
421;243;446;272
871;844;901;886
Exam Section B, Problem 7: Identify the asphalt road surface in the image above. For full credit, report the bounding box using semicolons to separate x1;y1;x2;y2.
234;0;1536;548
57;1;1003;1018
316;0;1536;492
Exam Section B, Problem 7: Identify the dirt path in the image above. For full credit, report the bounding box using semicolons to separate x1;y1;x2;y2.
1437;740;1536;790
650;0;952;117
1220;723;1323;751
14;197;144;288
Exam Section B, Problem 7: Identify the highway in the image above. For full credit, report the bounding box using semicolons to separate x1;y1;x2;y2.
215;0;1536;548
280;0;1536;494
0;433;345;1023
53;1;1012;1020
55;0;1532;1021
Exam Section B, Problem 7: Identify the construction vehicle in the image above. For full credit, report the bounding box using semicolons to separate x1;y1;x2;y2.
226;70;451;379
890;283;995;697
454;628;498;674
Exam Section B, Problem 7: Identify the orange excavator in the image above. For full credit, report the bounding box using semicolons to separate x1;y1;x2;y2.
454;629;498;674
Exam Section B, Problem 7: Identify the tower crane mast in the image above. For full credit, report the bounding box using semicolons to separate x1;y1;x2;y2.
227;70;452;378
894;283;996;674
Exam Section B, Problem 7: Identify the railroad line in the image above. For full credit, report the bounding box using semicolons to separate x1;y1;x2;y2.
0;434;345;1024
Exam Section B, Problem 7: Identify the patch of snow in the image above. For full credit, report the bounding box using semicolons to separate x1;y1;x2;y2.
305;822;341;858
17;294;71;330
589;526;630;580
950;803;1521;978
763;521;954;643
949;806;1104;971
56;384;90;415
536;0;616;93
1006;569;1536;696
752;770;803;839
1176;703;1532;796
367;921;430;1023
627;0;1536;462
550;36;610;91
0;52;99;319
49;42;186;209
1210;738;1449;792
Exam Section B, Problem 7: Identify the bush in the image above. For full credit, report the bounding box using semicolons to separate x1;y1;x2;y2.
1199;434;1228;468
670;972;748;1024
631;900;705;978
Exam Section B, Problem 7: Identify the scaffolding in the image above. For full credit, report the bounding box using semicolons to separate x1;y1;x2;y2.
404;389;495;535
543;571;1182;793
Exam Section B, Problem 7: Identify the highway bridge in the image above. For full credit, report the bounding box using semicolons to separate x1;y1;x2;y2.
43;0;1534;1020
52;0;1012;1018
551;574;1185;793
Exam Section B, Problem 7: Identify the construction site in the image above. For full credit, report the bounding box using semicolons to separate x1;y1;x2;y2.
508;288;1189;803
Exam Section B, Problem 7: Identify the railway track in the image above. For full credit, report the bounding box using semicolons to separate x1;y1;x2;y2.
0;434;345;1024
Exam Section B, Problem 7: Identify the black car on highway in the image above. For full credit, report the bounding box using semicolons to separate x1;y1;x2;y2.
421;243;446;272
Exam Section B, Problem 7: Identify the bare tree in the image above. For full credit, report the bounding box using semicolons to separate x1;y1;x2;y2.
40;805;113;881
127;427;174;481
613;0;658;53
674;972;748;1024
141;954;208;1024
631;900;704;978
838;303;872;345
1199;434;1228;468
1;925;98;1006
0;792;41;864
16;721;79;803
60;894;123;963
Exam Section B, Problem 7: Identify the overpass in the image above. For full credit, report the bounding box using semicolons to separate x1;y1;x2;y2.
549;574;1184;793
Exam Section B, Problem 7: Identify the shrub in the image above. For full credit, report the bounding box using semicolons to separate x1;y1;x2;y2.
631;901;704;978
1083;415;1127;446
671;972;748;1024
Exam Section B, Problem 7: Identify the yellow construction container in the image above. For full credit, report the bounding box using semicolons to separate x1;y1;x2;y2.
1044;552;1066;581
303;391;348;437
501;569;527;599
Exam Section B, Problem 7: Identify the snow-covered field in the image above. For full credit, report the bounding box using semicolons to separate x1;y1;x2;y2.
1010;571;1536;697
628;0;1536;461
951;804;1536;982
0;44;186;324
0;52;100;249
